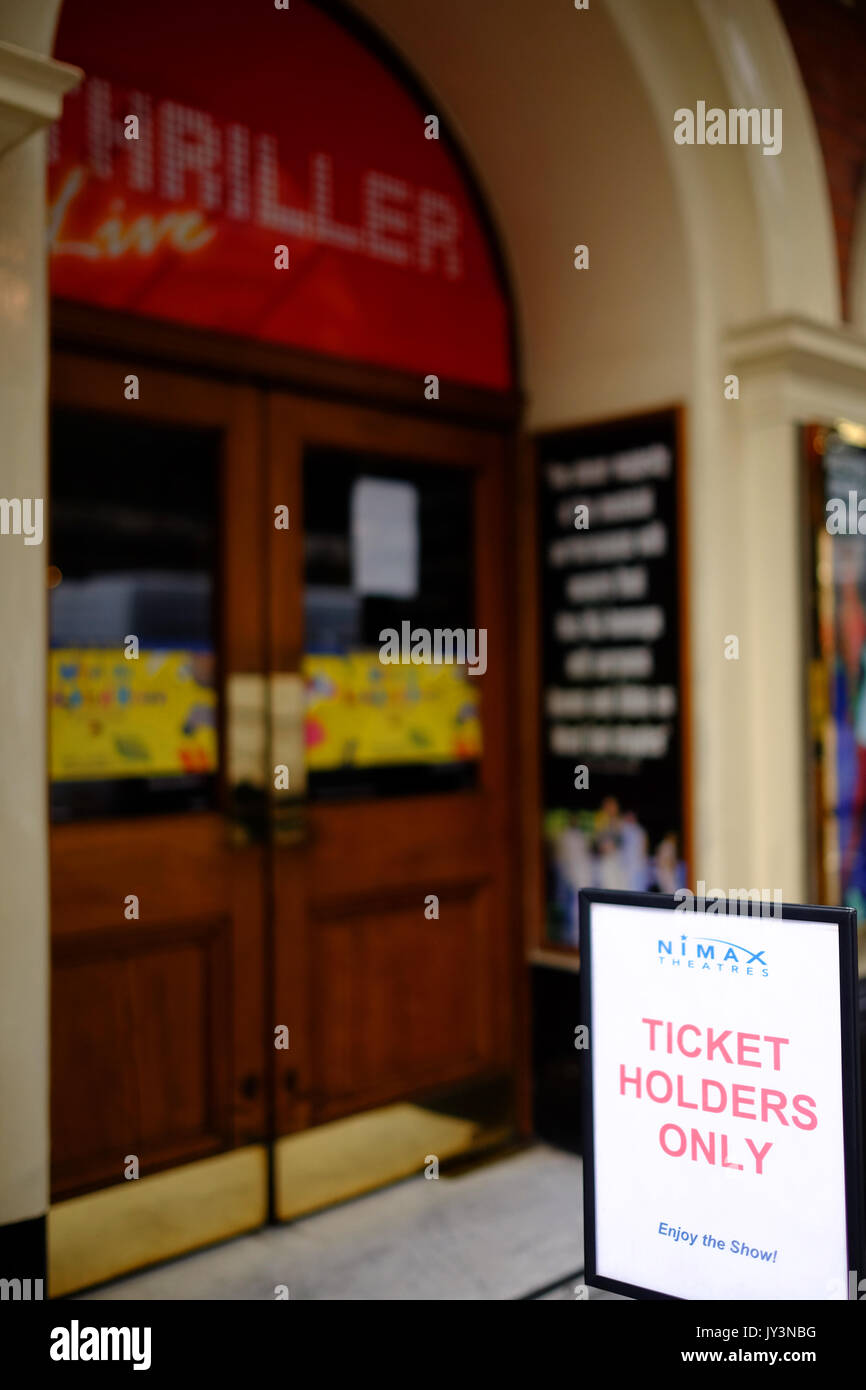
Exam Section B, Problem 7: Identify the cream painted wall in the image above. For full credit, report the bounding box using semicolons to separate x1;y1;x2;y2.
354;0;694;430
607;0;843;902
353;0;850;906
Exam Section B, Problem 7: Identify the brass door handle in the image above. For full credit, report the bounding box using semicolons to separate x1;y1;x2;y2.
225;672;268;846
271;799;310;848
270;671;308;846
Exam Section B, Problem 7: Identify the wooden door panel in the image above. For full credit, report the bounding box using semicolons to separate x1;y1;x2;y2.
311;884;497;1119
49;357;269;1202
51;917;232;1198
267;393;521;1132
50;815;268;1154
306;794;494;897
51;815;258;930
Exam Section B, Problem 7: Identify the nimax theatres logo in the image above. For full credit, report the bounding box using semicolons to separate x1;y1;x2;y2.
657;933;769;978
659;886;776;978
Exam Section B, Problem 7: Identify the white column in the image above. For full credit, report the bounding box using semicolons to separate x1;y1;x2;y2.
0;36;79;1232
726;315;866;901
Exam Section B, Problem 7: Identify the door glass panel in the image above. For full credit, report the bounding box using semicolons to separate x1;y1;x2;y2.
49;408;220;822
303;446;480;800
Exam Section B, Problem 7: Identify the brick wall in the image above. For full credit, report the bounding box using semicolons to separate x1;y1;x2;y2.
776;0;866;317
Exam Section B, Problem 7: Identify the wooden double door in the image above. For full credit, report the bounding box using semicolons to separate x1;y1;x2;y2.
49;353;518;1214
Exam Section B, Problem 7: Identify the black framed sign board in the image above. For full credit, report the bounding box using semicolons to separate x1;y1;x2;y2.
536;408;688;951
580;889;864;1300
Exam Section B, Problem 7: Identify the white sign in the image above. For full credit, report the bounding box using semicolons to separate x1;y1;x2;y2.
351;476;419;599
584;896;854;1300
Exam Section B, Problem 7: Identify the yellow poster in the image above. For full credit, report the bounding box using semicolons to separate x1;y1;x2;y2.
304;651;482;770
50;647;217;781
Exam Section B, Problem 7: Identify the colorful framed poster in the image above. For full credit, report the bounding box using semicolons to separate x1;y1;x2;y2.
803;422;866;976
50;646;217;781
303;650;482;770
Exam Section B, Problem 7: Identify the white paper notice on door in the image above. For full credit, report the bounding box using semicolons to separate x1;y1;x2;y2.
350;476;419;598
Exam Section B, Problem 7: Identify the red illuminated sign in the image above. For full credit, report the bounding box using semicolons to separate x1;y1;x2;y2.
51;0;511;390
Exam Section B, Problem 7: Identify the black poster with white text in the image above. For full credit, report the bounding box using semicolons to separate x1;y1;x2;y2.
537;410;686;947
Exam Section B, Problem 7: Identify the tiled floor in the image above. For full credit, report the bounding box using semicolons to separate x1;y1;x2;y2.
78;1143;622;1301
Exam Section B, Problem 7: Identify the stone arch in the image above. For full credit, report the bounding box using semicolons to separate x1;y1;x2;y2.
352;0;841;895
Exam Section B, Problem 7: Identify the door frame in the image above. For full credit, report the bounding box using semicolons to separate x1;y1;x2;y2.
51;306;531;1125
46;322;531;1294
52;301;523;428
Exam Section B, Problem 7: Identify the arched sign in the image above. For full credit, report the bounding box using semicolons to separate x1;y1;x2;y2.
50;0;512;390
